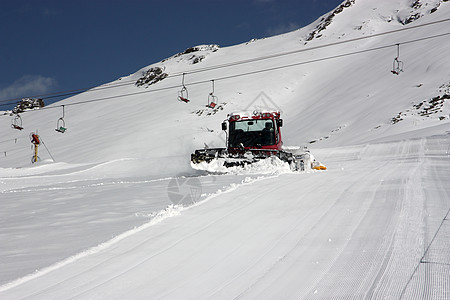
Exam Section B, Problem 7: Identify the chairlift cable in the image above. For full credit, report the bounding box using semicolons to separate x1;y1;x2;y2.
0;31;449;115
0;17;449;107
172;18;450;77
0;79;137;106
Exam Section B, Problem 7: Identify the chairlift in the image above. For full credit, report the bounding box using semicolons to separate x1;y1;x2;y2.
11;114;23;130
391;44;404;75
207;80;218;109
55;105;67;133
178;73;190;103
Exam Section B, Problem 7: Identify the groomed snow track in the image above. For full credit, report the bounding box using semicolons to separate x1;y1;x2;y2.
1;136;449;299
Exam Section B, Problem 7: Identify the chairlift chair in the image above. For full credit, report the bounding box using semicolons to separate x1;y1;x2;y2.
207;80;217;108
391;57;404;75
55;105;67;133
11;114;23;130
177;73;190;103
207;93;217;108
391;44;404;75
178;86;190;103
56;118;67;133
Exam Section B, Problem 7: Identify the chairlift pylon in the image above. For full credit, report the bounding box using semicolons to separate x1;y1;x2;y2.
55;105;67;133
207;80;218;109
178;73;190;103
391;44;404;75
11;114;23;130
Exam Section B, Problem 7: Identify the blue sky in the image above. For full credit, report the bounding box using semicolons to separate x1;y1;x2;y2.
0;0;343;107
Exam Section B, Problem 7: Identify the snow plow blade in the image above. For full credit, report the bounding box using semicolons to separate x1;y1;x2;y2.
191;148;227;165
191;148;298;170
191;148;327;172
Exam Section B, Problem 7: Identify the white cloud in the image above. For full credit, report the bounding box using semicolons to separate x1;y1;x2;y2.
266;22;300;36
0;75;57;101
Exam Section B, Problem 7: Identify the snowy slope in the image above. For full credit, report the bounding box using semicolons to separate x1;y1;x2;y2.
2;137;449;299
1;0;449;169
1;0;450;298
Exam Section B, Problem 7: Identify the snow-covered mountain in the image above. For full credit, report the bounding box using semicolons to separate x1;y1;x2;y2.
1;0;449;169
1;0;449;298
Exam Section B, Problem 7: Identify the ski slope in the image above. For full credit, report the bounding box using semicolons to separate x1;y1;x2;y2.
1;137;449;299
1;0;450;298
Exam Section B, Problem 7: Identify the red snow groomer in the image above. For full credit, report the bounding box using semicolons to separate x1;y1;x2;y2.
191;111;325;171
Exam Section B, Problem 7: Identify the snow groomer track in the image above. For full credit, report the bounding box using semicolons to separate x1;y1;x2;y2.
1;136;449;299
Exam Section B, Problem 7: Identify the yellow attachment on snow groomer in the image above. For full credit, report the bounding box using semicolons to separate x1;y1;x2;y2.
313;165;327;170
